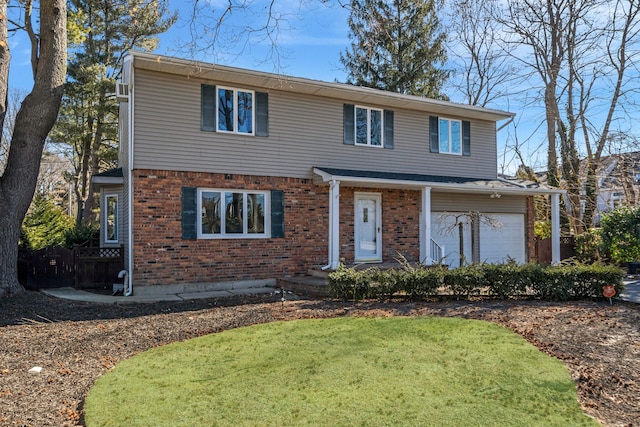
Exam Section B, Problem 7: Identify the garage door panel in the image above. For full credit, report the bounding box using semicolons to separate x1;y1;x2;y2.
432;212;525;266
479;214;525;264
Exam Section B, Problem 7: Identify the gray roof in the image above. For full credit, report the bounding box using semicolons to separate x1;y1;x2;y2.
314;167;563;195
93;167;123;178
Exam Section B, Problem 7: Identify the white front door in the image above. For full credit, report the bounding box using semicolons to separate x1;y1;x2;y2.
354;193;382;262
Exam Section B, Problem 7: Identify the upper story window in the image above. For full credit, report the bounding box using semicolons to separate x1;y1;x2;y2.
356;106;383;147
429;116;471;156
201;84;269;136
343;104;394;149
438;118;461;154
217;87;254;134
198;189;269;238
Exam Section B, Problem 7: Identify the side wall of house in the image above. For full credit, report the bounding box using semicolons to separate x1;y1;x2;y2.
131;69;499;181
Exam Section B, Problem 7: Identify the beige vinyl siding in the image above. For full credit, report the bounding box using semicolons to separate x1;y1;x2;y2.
431;193;526;214
133;69;498;180
118;102;129;170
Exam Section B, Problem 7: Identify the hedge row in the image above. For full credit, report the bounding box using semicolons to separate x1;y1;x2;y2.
327;262;625;302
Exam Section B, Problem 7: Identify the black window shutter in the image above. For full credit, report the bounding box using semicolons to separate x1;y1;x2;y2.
429;116;439;153
201;85;216;132
271;190;285;238
256;92;269;137
182;187;197;239
343;104;355;145
383;110;394;149
462;120;471;156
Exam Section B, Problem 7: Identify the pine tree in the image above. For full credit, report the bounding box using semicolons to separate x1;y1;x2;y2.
50;0;176;224
340;0;448;98
22;196;75;250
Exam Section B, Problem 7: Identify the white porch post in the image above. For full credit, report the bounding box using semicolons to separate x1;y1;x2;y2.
420;186;433;265
328;180;341;269
551;193;561;264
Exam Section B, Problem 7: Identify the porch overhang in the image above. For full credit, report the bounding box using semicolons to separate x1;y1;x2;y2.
314;167;565;266
313;167;564;197
91;167;124;188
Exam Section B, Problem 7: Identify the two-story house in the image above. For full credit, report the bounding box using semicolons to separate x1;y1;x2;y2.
92;52;563;296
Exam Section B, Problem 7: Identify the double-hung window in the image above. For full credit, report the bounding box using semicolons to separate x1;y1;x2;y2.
217;87;254;134
343;104;394;149
429;116;471;156
198;189;269;238
355;106;383;147
438;118;462;154
202;84;268;136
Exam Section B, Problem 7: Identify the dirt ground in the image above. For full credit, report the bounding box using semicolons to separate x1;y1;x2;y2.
0;291;639;427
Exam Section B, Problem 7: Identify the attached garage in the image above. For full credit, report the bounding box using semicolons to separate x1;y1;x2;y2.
431;212;525;267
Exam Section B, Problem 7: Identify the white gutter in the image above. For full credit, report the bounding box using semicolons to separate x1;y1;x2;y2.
496;116;514;133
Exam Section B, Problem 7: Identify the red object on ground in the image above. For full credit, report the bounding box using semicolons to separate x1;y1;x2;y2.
603;285;616;298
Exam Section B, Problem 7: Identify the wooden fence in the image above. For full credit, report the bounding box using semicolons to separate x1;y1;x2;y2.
535;236;576;264
18;245;124;290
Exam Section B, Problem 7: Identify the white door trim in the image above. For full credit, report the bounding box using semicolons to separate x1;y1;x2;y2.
354;192;382;262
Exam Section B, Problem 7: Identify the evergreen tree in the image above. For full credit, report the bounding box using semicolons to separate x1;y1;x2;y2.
21;196;75;250
340;0;448;98
50;0;176;224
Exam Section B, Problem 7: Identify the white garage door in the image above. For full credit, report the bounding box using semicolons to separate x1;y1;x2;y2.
431;213;525;267
479;213;525;264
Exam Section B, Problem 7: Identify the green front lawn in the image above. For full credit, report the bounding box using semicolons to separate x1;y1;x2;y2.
85;317;597;426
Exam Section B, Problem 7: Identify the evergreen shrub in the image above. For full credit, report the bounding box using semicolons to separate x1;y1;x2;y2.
328;262;624;302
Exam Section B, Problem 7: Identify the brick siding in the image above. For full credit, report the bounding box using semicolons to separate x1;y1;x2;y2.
131;170;421;286
526;196;536;262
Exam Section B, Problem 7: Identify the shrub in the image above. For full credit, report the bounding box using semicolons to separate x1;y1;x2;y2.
328;265;370;301
483;261;528;299
575;229;601;264
599;206;640;264
328;261;624;302
64;223;100;248
368;268;401;301
444;264;484;299
401;264;446;300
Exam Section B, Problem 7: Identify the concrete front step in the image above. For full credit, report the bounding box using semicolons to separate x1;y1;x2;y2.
278;275;330;297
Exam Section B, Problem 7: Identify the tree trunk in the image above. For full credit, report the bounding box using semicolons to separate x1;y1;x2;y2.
0;0;9;134
0;0;67;298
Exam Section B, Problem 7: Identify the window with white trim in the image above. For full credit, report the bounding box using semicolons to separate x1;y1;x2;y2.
217;87;254;134
198;189;270;238
355;106;383;147
105;194;118;243
438;118;462;154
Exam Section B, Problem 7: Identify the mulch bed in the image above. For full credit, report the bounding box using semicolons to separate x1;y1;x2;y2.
1;291;639;426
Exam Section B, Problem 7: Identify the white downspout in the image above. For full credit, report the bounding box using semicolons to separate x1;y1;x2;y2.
322;179;340;270
119;270;131;297
125;55;134;295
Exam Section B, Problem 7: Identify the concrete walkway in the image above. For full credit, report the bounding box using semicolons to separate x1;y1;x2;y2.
620;278;640;303
42;286;278;304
